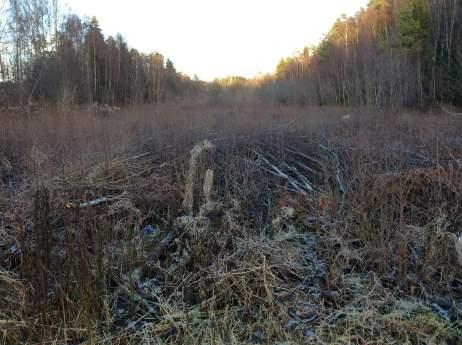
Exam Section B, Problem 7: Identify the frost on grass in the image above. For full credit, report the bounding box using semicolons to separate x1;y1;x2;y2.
1;114;462;344
182;139;215;215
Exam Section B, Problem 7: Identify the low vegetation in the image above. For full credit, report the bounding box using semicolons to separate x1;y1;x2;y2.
1;104;461;344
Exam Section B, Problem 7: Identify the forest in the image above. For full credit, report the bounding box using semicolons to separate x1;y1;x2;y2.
0;0;204;107
1;1;462;344
0;0;461;109
210;0;462;109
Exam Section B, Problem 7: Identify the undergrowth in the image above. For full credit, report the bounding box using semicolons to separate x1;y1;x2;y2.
0;104;461;344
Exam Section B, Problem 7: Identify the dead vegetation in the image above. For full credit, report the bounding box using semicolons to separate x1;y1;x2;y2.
0;104;461;344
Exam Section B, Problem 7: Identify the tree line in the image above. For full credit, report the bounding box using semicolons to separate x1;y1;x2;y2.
1;0;460;110
271;0;462;108
0;0;204;108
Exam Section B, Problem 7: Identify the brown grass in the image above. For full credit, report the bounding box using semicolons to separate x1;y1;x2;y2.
0;103;461;344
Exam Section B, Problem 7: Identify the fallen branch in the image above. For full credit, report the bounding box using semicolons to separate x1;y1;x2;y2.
252;150;309;194
65;192;128;209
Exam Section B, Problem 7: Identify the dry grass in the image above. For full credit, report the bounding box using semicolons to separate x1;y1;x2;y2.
0;103;461;344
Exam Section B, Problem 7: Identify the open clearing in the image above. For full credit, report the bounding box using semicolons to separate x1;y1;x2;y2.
1;104;462;344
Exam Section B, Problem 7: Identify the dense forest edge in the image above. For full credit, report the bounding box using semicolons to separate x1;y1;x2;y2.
0;0;461;110
214;0;462;109
0;0;205;108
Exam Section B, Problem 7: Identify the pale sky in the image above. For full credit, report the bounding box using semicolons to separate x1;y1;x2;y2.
65;0;369;81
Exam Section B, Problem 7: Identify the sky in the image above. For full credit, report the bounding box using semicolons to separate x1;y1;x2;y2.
65;0;369;81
